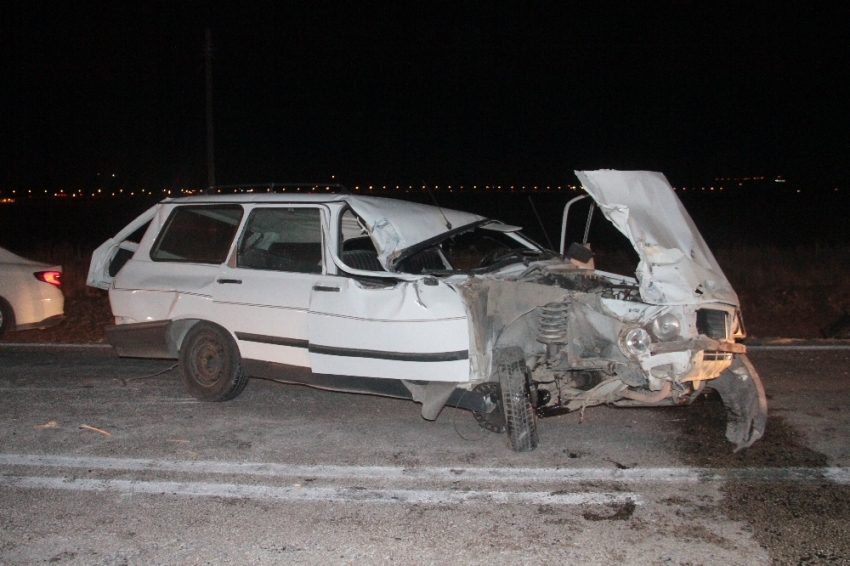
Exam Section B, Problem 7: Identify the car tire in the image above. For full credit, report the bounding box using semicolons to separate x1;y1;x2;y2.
496;346;538;452
0;297;14;339
179;322;249;402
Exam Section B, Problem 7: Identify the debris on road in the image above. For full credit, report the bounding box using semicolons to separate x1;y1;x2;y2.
79;424;111;436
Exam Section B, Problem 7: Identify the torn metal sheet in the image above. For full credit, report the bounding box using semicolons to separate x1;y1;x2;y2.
575;170;738;306
345;196;485;271
87;205;160;290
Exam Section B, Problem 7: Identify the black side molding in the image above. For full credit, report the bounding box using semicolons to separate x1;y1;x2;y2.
235;332;309;349
236;332;467;362
309;343;468;362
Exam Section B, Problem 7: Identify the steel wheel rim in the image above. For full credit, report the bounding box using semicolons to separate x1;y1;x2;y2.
193;337;224;386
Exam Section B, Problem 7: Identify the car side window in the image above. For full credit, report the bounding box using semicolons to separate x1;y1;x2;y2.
338;209;384;272
150;205;243;263
237;207;323;274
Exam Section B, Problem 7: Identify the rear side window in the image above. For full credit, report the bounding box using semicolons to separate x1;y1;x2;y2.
237;207;323;273
150;205;243;263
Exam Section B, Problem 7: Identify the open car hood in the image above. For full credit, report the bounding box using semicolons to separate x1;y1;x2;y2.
575;170;738;306
345;196;485;270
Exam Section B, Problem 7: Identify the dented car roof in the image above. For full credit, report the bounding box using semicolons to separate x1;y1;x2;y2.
159;193;486;272
343;196;486;270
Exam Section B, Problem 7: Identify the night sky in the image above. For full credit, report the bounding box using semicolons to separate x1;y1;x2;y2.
4;2;849;192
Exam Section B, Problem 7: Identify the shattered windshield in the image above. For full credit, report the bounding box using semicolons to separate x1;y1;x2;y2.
395;221;557;275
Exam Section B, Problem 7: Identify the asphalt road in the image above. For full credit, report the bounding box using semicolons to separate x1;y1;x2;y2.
1;345;849;565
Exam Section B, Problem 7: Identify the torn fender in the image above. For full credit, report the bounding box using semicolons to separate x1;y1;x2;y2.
710;354;768;451
458;278;571;380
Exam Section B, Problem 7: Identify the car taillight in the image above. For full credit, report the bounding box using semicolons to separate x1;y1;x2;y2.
34;271;62;287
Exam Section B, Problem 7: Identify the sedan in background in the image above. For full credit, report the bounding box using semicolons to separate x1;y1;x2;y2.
0;246;64;338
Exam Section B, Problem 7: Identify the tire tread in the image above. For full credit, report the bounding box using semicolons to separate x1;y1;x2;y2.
496;346;538;452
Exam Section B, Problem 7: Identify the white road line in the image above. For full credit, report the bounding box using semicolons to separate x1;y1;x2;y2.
1;454;848;484
0;476;639;506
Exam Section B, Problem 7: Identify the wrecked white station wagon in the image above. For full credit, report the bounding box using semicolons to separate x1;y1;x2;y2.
88;170;767;452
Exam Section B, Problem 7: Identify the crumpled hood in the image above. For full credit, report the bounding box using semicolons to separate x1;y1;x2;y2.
575;170;738;306
345;195;485;269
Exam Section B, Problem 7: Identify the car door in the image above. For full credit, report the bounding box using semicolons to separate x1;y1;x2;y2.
308;278;471;382
306;207;471;383
88;205;160;290
212;205;327;367
109;204;244;324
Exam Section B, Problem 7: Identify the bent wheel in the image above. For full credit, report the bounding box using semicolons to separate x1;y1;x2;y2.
496;346;539;452
179;322;249;402
471;382;506;433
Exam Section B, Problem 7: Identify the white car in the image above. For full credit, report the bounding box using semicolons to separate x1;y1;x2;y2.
88;170;766;452
0;246;64;338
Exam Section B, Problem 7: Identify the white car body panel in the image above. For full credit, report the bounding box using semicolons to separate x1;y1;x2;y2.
210;204;328;367
575;170;738;306
214;267;319;367
0;246;64;331
308;277;470;382
111;261;220;323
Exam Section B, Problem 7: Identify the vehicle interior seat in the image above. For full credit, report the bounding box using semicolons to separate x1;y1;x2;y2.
341;249;384;272
396;249;445;274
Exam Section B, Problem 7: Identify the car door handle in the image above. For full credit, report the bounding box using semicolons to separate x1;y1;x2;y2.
217;278;242;284
313;285;340;292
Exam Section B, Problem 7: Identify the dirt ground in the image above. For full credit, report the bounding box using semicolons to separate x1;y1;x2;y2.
675;367;850;566
3;285;849;344
737;285;850;339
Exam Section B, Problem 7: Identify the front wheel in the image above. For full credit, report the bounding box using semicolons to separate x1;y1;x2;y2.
179;322;249;402
496;346;538;452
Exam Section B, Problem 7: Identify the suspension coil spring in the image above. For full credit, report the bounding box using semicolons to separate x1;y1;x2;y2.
537;302;569;344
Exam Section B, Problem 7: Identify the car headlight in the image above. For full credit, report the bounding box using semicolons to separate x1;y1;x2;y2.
650;313;681;341
619;327;651;358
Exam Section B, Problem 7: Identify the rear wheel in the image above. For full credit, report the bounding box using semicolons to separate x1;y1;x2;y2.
0;297;14;339
179;322;249;402
496;346;538;452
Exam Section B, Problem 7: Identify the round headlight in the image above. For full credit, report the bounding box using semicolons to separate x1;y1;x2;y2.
620;327;651;358
650;313;681;341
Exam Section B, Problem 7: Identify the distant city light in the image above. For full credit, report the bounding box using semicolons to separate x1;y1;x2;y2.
2;174;840;201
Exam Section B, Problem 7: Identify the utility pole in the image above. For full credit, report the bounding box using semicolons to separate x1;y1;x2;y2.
205;28;216;188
